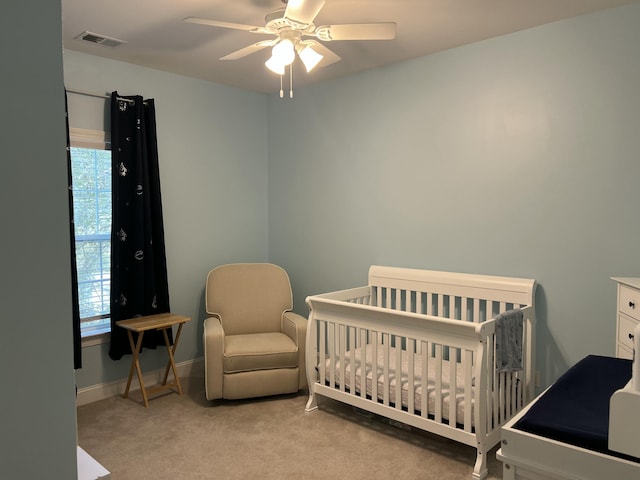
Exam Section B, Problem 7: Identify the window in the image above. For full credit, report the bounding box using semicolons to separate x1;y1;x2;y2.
69;129;111;338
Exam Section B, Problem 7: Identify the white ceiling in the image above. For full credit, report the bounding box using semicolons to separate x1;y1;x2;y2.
62;0;638;94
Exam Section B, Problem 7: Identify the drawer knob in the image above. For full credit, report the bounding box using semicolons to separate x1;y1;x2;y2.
630;333;635;340
629;301;636;309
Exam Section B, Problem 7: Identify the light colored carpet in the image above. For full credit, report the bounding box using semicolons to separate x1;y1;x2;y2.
77;375;503;479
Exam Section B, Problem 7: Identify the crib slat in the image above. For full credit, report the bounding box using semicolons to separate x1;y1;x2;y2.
359;328;367;399
490;339;497;427
435;344;443;423
505;373;510;422
408;338;415;413
449;348;457;427
339;325;346;392
383;334;390;406
421;340;428;417
319;321;326;388
463;349;473;431
486;333;494;431
375;286;383;308
504;371;510;423
461;297;468;322
349;325;356;351
473;298;480;323
328;322;335;388
498;371;505;424
508;371;515;420
496;368;501;426
516;369;523;410
395;337;402;410
449;295;455;319
426;292;433;316
512;372;519;415
372;334;378;402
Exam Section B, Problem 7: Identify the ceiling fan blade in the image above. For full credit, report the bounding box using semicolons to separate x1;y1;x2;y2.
184;17;267;33
315;23;396;41
284;0;326;25
302;40;341;67
220;40;276;61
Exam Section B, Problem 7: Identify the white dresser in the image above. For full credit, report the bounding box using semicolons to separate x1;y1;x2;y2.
611;277;640;360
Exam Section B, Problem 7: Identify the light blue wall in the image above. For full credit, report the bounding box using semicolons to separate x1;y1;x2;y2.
0;1;78;478
64;51;269;388
268;3;640;387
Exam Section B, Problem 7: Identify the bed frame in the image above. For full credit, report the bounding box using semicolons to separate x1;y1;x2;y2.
304;265;537;480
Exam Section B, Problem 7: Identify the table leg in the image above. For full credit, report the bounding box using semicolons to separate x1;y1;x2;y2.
162;323;185;387
161;324;183;395
124;330;149;408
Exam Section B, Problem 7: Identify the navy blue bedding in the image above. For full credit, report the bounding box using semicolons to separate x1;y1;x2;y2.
514;355;632;455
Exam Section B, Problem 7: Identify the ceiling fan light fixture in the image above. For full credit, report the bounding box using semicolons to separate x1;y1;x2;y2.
272;39;295;66
265;55;286;75
297;44;323;72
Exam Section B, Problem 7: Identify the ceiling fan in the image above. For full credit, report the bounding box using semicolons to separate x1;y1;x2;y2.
184;0;396;95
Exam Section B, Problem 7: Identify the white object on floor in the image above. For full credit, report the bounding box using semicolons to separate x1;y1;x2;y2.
77;446;110;480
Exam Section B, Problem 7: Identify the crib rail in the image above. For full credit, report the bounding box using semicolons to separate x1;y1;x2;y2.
307;298;533;434
368;265;536;310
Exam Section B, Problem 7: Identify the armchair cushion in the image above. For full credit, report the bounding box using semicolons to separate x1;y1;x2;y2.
223;332;298;373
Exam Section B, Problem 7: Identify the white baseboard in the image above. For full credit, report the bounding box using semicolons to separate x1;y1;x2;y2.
76;357;204;406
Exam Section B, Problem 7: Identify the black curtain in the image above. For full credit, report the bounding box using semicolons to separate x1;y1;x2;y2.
65;90;82;370
109;92;171;360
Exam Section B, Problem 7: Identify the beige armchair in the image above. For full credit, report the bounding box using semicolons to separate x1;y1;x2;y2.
203;263;307;401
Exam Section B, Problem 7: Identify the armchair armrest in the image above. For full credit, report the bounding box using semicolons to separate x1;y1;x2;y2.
282;311;308;389
282;311;306;345
203;315;224;400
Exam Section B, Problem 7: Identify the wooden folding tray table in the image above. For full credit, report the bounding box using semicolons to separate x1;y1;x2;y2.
116;312;191;407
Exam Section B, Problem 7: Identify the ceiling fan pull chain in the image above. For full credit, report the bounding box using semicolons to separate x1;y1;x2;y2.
279;74;284;98
290;64;294;98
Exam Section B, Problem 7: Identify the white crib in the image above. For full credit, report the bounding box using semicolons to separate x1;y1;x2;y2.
304;266;537;480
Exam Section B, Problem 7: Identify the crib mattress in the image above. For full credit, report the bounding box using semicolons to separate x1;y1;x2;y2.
321;343;472;423
514;355;632;456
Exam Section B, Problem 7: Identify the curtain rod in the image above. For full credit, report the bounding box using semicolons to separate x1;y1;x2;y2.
66;88;137;105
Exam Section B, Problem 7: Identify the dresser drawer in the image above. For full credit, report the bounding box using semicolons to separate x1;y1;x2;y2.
619;285;640;321
618;313;639;351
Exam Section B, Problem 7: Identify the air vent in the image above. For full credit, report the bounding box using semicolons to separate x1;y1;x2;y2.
75;31;127;48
